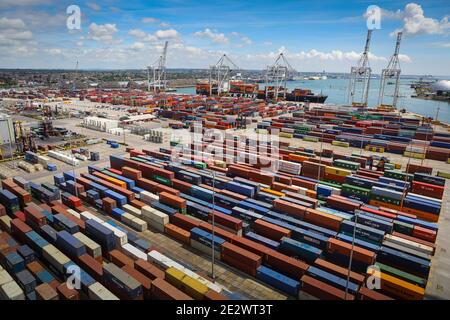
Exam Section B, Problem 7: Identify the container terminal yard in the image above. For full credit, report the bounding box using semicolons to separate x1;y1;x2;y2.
1;4;450;302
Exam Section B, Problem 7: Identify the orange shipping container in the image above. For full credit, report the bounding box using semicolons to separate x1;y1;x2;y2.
253;219;291;241
304;208;343;232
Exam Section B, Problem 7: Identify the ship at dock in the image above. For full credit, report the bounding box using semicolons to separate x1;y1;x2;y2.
196;81;328;103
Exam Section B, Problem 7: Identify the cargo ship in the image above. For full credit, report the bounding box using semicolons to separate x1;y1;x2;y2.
196;81;327;103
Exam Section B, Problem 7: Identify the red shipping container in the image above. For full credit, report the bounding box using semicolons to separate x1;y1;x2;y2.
130;199;146;210
230;235;271;258
412;225;437;243
208;211;242;231
253;219;291;241
24;206;47;227
134;259;165;280
273;199;306;220
108;249;135;267
271;181;290;192
291;177;316;190
172;179;194;194
77;254;103;282
301;275;355;300
265;249;309;279
122;166;142;180
304;208;342;232
57;283;80;300
170;213;201;231
159;192;185;210
327;238;375;265
412;181;444;199
164;223;190;244
136;178;158;193
218;189;248;201
221;253;257;277
150;278;193;300
221;242;262;269
11;218;33;242
102;197;117;214
358;286;393;300
155;184;180;196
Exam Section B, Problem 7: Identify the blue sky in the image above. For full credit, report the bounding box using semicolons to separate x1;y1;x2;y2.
0;0;449;75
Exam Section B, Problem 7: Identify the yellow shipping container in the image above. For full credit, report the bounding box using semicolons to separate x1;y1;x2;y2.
181;276;208;300
325;166;352;177
367;268;424;300
437;171;450;179
303;136;318;142
332;141;349;148
393;163;402;169
279;132;293;138
165;267;186;290
403;151;425;159
261;188;285;197
447;158;450;164
104;176;127;189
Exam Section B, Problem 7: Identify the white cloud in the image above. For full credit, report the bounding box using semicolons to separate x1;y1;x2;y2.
159;22;170;28
263;41;273;46
0;17;26;29
398;54;412;63
128;29;157;42
431;42;450;48
241;36;252;45
142;17;159;24
130;42;145;50
194;28;229;44
0;17;34;51
0;0;53;8
389;3;450;36
88;23;118;43
87;2;101;11
155;29;179;39
46;48;63;55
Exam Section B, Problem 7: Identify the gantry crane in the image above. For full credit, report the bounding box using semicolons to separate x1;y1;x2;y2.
209;54;239;96
147;41;169;93
265;52;296;101
378;32;402;109
347;30;373;108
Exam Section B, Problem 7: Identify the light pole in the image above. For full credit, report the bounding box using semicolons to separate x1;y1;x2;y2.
210;165;217;280
344;209;358;300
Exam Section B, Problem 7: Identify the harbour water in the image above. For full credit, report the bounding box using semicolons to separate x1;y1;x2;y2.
176;77;450;123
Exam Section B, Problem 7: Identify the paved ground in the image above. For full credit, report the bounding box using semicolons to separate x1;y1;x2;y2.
2;116;450;300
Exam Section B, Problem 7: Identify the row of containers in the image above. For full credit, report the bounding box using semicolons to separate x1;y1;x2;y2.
256;109;450;162
83;144;445;299
0;177;238;300
1;136;446;300
24;152;57;172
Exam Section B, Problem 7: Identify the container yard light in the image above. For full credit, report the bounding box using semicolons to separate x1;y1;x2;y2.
211;170;216;280
345;209;358;299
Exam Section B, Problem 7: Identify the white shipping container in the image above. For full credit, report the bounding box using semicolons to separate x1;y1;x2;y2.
67;209;81;219
122;204;141;217
37;155;50;166
145;218;165;233
0;216;12;233
139;191;159;204
120;212;135;225
88;282;119;300
130;217;147;232
42;244;70;274
79;211;104;224
141;206;169;226
383;234;434;256
101;222;128;246
0;270;13;286
73;232;102;258
121;243;147;260
0;281;25;300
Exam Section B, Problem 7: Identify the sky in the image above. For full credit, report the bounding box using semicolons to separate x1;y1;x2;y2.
0;0;449;75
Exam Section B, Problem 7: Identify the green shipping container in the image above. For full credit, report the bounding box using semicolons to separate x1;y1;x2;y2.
153;175;172;186
393;220;414;235
375;262;427;288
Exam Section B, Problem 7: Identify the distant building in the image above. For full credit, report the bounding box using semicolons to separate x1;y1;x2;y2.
0;114;15;145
